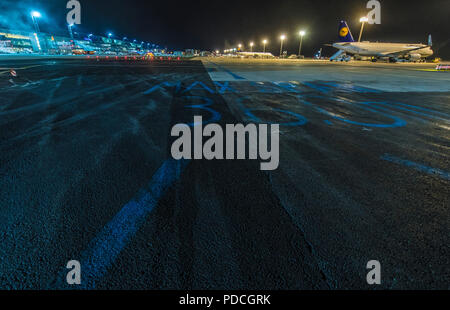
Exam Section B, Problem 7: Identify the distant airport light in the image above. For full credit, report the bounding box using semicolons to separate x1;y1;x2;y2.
298;30;306;57
33;33;41;50
280;35;286;57
262;39;268;53
31;11;42;34
67;23;75;39
359;17;369;42
250;42;254;52
108;33;113;38
360;16;369;23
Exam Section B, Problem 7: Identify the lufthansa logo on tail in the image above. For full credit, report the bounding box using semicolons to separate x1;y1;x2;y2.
339;27;349;37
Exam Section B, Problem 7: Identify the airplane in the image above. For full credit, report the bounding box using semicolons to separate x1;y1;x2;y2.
330;21;434;63
236;51;275;59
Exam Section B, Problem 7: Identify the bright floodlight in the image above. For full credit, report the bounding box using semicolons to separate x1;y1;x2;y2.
300;30;306;37
280;35;286;40
250;42;254;47
31;11;41;18
263;39;268;44
238;44;242;48
360;16;369;23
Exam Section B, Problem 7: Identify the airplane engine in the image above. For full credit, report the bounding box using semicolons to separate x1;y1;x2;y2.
408;54;422;62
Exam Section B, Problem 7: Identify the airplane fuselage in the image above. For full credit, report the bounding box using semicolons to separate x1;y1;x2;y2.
332;42;434;59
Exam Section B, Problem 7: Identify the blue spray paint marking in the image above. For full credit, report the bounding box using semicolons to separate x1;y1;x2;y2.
358;102;450;122
245;108;308;126
182;96;222;127
182;81;215;94
77;159;190;289
300;98;407;128
143;81;181;94
214;81;238;94
250;81;285;93
381;154;450;181
273;82;302;93
210;62;246;80
237;96;307;127
302;82;333;94
389;102;450;118
358;103;428;123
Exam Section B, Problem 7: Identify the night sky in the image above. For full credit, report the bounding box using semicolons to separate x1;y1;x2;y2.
1;0;449;57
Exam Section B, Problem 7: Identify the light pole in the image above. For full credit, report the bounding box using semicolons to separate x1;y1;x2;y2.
31;11;41;33
68;24;74;40
262;39;267;53
280;35;286;57
298;30;306;57
250;42;254;53
359;17;369;42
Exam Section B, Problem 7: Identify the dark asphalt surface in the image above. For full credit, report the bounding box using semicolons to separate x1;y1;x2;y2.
0;59;448;289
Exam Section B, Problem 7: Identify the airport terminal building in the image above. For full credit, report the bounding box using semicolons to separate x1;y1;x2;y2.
0;28;162;56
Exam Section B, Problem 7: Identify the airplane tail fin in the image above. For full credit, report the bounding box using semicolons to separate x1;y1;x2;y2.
428;35;433;47
338;21;355;43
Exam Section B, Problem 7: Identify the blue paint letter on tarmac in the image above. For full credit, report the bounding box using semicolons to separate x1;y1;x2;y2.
183;96;222;127
183;81;215;94
143;81;182;94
